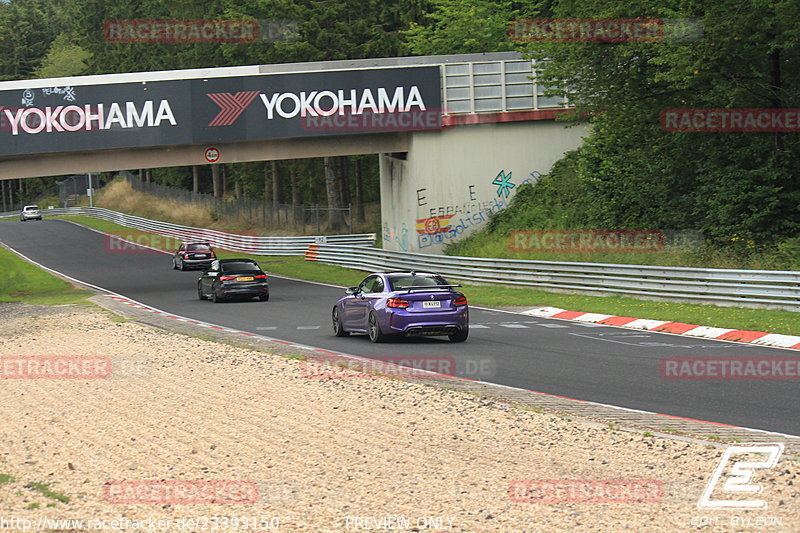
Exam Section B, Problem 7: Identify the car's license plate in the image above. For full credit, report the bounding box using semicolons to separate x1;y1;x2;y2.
423;300;441;308
237;276;254;281
195;254;207;258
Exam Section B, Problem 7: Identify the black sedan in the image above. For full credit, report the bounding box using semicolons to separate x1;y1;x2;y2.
173;242;216;271
198;259;269;303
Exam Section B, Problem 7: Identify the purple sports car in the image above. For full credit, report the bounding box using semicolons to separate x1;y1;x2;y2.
332;271;469;343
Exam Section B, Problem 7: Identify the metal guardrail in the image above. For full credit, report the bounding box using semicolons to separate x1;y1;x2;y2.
4;207;798;310
0;207;376;255
305;245;800;311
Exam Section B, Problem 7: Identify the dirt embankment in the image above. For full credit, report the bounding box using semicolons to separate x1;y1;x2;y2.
0;304;797;532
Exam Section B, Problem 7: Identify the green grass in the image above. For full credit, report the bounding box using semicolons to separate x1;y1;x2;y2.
0;246;92;305
0;474;16;483
446;232;800;270
25;482;70;503
55;215;800;336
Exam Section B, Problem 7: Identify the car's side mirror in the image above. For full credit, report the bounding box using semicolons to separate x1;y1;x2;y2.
345;286;359;295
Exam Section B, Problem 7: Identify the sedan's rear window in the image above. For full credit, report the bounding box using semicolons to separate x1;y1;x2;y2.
187;244;212;252
388;274;447;290
221;262;260;272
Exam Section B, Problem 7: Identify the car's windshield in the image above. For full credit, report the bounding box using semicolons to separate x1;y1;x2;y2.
187;244;212;252
387;273;447;290
24;206;38;211
221;262;260;273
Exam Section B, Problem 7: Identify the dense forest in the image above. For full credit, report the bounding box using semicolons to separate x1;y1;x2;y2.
0;0;798;249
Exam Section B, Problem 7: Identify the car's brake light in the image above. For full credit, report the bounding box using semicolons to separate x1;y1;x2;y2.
387;298;409;309
210;252;216;258
253;274;267;279
219;275;237;281
453;296;468;306
183;253;190;259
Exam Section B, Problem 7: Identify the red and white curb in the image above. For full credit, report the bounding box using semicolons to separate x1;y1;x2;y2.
523;307;800;349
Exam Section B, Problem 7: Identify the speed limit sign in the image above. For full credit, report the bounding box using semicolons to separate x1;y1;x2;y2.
204;147;220;163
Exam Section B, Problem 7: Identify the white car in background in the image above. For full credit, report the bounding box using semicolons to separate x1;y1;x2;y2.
19;205;42;221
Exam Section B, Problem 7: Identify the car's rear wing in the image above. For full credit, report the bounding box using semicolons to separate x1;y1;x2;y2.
396;284;462;293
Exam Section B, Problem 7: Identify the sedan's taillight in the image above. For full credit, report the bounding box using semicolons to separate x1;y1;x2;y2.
453;296;468;306
387;298;409;309
219;275;237;281
253;274;267;279
183;253;190;259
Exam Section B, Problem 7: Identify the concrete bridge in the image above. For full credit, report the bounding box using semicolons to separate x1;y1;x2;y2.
0;52;586;253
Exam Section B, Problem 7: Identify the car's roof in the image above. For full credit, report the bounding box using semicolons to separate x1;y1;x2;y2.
23;205;39;209
218;258;257;263
380;271;441;276
182;241;213;245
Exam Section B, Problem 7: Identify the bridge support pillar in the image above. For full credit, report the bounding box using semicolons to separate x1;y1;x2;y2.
379;120;587;254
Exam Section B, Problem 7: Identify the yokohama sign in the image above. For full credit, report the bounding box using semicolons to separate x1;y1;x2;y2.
0;66;441;157
0;101;176;135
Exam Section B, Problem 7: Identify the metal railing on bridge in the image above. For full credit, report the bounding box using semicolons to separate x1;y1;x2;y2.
441;57;566;115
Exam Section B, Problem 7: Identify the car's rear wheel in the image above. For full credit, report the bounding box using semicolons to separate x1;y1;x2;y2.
448;328;469;343
367;312;386;343
259;293;270;302
332;307;349;337
197;283;206;300
211;289;223;303
172;258;178;270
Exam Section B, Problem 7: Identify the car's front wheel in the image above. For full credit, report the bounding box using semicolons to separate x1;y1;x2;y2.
367;312;386;343
448;328;469;343
332;307;349;337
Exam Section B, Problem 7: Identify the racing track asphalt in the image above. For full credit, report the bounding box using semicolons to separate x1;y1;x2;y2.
1;219;798;436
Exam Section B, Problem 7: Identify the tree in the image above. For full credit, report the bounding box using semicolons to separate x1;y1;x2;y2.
0;0;64;80
404;0;517;54
324;156;345;230
33;33;90;78
520;0;800;244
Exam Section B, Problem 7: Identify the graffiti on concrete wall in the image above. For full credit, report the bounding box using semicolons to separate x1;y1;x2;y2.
413;169;544;249
417;197;507;249
382;221;410;252
492;170;515;197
